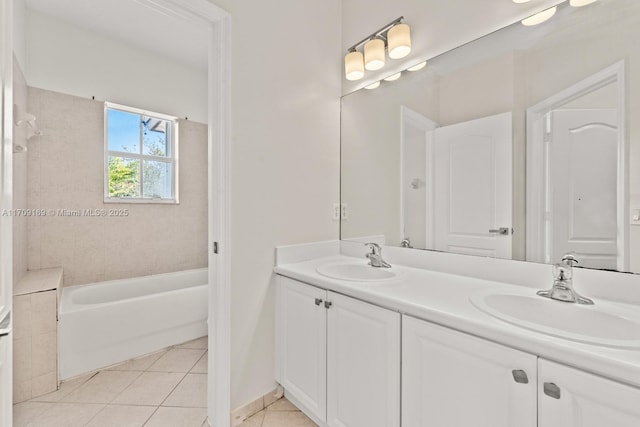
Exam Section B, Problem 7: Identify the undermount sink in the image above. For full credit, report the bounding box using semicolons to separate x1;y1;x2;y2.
470;288;640;348
316;262;400;282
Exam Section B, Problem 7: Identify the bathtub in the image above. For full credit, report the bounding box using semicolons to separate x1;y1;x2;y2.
58;268;208;379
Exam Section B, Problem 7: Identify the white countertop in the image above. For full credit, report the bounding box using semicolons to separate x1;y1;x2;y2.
275;254;640;389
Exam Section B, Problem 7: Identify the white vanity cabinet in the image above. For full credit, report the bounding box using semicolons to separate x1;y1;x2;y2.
402;315;537;427
538;359;640;427
276;276;401;427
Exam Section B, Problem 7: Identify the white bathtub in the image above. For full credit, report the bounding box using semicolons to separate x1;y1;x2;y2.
59;268;208;379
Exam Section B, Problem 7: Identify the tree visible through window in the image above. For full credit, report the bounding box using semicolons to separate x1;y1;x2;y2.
105;103;178;202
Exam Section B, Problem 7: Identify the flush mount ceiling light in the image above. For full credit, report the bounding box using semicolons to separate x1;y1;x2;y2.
345;50;365;81
570;0;598;6
407;61;427;72
344;16;411;80
521;6;557;26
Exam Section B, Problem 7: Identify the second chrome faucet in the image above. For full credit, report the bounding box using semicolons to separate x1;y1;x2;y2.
537;253;594;305
365;243;391;268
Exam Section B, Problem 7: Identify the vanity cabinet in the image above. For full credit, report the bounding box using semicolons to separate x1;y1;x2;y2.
538;359;640;427
276;276;400;427
402;315;537;427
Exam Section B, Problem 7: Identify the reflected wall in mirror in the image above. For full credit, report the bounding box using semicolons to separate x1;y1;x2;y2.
340;0;640;273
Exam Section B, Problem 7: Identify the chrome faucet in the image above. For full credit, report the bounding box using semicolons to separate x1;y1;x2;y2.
365;243;391;268
537;254;594;305
400;238;412;248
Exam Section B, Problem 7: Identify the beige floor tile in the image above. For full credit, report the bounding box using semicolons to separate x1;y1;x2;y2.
12;401;54;427
112;372;185;406
162;373;207;408
190;352;208;374
27;402;105;427
85;404;157;427
144;406;207;427
238;411;265;427
262;410;318;427
30;372;95;403
148;348;206;373
62;370;142;404
266;397;298;411
107;350;167;371
174;336;208;350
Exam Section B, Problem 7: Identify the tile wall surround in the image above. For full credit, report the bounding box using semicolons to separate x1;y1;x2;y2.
275;240;640;304
26;87;208;286
12;268;63;404
13;57;29;286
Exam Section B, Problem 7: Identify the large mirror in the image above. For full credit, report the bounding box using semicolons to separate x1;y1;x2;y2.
341;0;640;273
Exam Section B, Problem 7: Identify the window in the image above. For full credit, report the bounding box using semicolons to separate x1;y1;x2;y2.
105;102;178;203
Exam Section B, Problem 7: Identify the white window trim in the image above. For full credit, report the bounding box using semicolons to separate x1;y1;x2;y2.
103;102;180;204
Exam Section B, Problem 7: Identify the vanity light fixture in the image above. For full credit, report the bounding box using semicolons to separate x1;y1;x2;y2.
365;81;381;90
521;6;557;26
345;49;365;81
512;0;531;2
384;72;402;82
364;38;386;70
570;0;598;6
344;16;411;80
387;23;411;59
407;61;427;72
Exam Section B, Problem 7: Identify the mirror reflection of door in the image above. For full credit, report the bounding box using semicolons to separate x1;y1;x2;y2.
527;64;627;271
547;109;618;269
432;112;513;259
400;107;438;250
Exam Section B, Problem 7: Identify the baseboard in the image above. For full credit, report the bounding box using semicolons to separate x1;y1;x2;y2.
230;385;284;426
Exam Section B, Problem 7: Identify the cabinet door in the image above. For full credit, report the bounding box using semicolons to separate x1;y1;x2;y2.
402;316;537;427
276;277;327;423
326;292;400;427
539;359;640;427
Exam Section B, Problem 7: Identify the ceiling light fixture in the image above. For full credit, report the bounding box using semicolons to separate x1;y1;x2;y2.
570;0;598;6
521;6;557;26
512;0;531;3
344;16;411;80
365;81;381;90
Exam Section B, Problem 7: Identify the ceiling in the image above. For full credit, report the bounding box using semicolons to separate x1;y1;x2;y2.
25;0;209;70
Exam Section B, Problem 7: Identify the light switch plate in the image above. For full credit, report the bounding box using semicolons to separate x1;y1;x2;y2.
332;203;340;220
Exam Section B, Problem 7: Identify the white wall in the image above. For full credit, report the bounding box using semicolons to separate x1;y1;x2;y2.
210;0;342;410
24;9;208;123
12;59;27;287
13;0;26;71
341;0;563;94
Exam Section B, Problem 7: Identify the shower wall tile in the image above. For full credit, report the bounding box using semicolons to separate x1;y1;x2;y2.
27;87;208;286
13;58;29;286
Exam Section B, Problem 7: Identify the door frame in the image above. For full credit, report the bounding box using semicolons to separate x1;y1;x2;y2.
399;106;438;249
526;61;627;270
0;1;14;426
2;1;232;425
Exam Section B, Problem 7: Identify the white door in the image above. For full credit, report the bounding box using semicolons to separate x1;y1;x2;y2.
326;292;400;427
539;359;640;426
433;112;512;258
400;106;438;249
548;109;619;269
402;316;537;427
276;277;327;424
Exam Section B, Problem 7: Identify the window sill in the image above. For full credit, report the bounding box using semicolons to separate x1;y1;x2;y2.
103;198;179;205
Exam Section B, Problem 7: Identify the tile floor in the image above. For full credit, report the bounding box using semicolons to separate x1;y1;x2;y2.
237;398;318;427
13;336;209;427
13;335;317;427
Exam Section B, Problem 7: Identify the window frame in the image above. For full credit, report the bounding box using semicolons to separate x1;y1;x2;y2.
104;102;179;204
